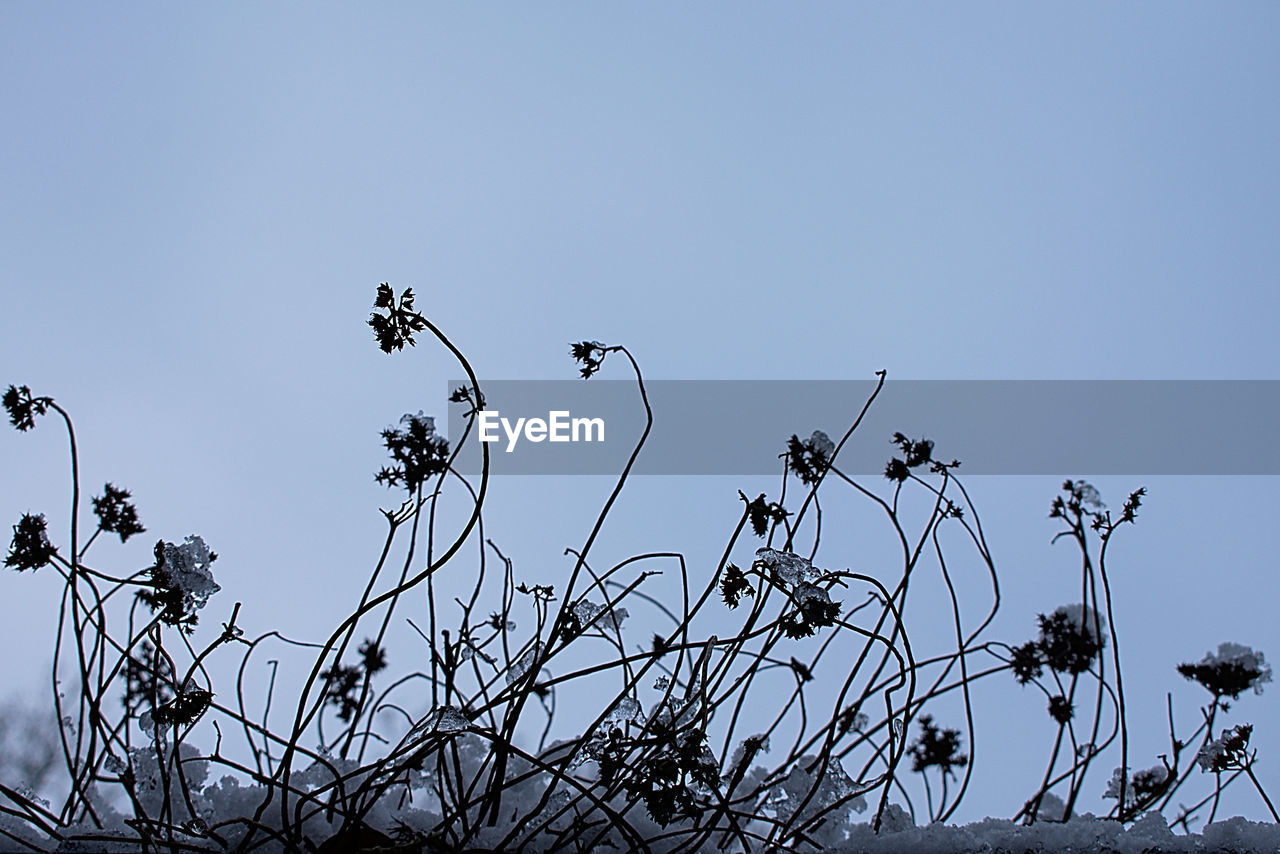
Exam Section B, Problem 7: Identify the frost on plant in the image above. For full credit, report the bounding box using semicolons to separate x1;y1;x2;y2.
1178;642;1273;699
1048;603;1107;646
374;411;450;491
786;430;835;485
754;548;821;587
136;535;220;632
571;599;629;634
603;696;642;727
766;754;866;844
456;633;495;665
1011;603;1107;684
1035;792;1068;822
1076;482;1106;510
426;705;471;734
124;742;209;816
782;582;843;639
150;685;214;731
506;642;542;685
726;734;770;773
1197;724;1254;773
8;290;1277;850
1105;763;1170;803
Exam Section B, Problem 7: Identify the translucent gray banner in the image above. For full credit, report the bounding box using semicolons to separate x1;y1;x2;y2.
445;381;1279;475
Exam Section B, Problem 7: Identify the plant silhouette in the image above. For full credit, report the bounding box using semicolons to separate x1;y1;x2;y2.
0;285;1272;852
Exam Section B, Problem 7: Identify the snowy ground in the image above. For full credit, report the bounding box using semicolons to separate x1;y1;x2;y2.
838;809;1280;854
24;804;1280;853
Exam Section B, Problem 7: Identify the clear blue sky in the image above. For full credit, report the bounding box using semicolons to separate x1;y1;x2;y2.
2;3;1279;827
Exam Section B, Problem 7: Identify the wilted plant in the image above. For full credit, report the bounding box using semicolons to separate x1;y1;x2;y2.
0;284;1272;852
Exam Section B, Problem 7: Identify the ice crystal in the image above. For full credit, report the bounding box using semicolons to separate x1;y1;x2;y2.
755;548;821;587
428;705;471;733
160;536;220;613
506;643;542;685
603;696;642;726
572;599;629;632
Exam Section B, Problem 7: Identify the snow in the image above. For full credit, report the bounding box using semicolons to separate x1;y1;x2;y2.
755;548;822;587
425;705;471;734
1047;602;1107;646
157;535;221;614
573;598;630;632
36;790;1280;853
505;642;543;684
1195;643;1273;695
837;811;1280;853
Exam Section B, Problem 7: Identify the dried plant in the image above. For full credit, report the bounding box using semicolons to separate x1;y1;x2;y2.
0;285;1271;852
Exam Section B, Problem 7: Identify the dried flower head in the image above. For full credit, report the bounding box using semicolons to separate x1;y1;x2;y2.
1178;642;1272;700
368;284;428;353
1047;695;1074;724
1008;605;1106;684
92;483;146;543
1119;487;1146;523
836;706;870;736
883;457;910;484
1037;604;1106;675
892;432;935;468
5;512;58;572
321;664;364;722
124;641;174;713
780;583;841;638
719;562;754;610
375;411;449;492
786;430;834;486
1010;641;1044;685
570;341;607;379
1104;763;1170;802
2;385;52;432
741;492;788;538
149;686;213;730
359;639;388;675
1197;724;1254;773
909;715;969;779
651;633;670;658
448;385;485;416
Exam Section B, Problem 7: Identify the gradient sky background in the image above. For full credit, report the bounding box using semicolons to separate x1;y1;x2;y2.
3;3;1279;829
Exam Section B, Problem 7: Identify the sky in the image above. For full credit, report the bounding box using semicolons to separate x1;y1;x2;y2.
2;2;1279;830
